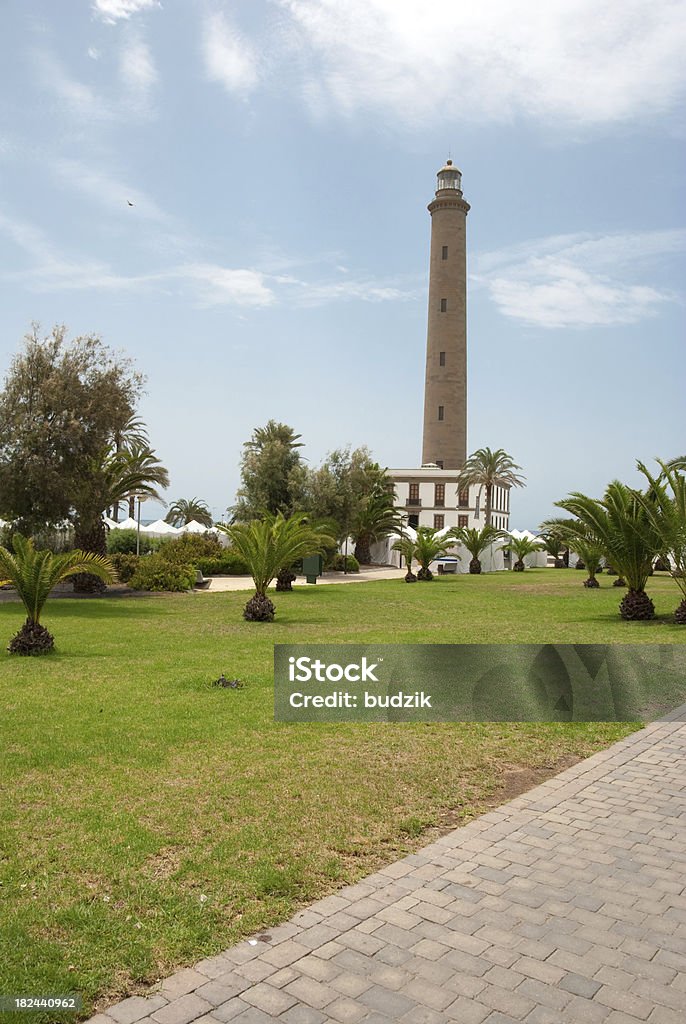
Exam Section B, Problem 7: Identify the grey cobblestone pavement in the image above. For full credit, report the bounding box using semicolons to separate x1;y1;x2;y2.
88;709;686;1024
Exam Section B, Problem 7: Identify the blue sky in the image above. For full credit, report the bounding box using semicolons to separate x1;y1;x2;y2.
1;0;684;528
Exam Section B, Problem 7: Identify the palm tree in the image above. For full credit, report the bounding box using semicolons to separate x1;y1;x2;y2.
556;482;662;620
450;524;506;574
351;484;403;564
459;448;525;526
636;459;686;623
72;442;169;593
218;513;334;621
413;527;455;581
537;518;576;568
392;535;417;582
0;534;115;654
503;535;545;572
165;497;213;528
540;517;604;588
110;414;152;521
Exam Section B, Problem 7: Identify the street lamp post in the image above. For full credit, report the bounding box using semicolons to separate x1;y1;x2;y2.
135;495;145;556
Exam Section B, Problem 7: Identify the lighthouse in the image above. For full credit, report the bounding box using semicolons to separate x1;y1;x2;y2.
387;160;511;541
421;159;470;470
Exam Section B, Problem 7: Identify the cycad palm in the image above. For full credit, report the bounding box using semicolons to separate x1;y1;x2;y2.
0;534;116;654
219;513;334;621
540;517;604;587
556;481;661;620
450;524;506;574
503;535;544;572
413;527;455;581
459;448;525;526
391;536;417;582
636;459;686;622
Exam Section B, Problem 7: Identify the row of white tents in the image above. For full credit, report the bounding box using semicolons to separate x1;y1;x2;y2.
103;516;229;543
370;527;547;573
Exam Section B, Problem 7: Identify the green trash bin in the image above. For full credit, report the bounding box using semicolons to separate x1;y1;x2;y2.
302;554;323;584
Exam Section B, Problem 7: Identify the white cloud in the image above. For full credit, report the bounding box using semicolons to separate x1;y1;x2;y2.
278;0;686;127
474;230;685;328
92;0;161;24
202;11;259;95
181;264;274;306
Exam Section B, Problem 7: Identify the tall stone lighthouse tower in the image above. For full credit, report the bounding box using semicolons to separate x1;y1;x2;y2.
421;159;470;470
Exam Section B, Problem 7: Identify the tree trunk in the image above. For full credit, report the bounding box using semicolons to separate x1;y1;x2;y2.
469;557;482;574
128;494;135;519
619;589;655;621
354;536;371;565
72;518;108;593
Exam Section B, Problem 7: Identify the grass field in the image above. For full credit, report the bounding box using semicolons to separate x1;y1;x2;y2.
0;569;684;1021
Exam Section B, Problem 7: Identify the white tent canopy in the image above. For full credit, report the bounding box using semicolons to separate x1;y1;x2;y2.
107;516;138;530
141;519;181;537
179;519;211;534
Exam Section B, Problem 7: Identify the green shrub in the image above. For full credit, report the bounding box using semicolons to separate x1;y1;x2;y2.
108;553;140;583
129;554;195;592
106;528;156;555
196;553;250;576
158;533;221;562
329;553;360;572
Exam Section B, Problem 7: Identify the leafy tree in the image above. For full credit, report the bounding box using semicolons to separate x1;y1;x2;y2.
392;535;417;582
450;524;506;574
458;447;525;526
503;535;545;572
302;446;390;548
230;421;305;521
556;482;662;620
165;497;213;528
413;527;455;581
0;325;143;533
636;459;686;622
218;513;333;621
0;534;115;654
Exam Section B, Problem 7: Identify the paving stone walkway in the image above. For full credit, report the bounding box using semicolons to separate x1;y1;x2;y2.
88;707;686;1024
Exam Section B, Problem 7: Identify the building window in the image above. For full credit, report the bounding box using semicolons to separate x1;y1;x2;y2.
436;460;443;469
474;493;480;518
440;298;447;312
434;514;445;530
442;245;448;260
435;483;445;507
439;351;446;366
408;514;419;529
458;514;468;528
438;406;444;421
458;487;469;508
408;483;420;506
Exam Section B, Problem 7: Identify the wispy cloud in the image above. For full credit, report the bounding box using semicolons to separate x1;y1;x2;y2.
201;11;259;95
92;0;161;24
474;230;685;328
119;30;158;115
278;0;686;127
33;51;113;121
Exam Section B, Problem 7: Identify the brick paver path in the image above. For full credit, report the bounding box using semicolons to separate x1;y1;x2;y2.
88;708;686;1024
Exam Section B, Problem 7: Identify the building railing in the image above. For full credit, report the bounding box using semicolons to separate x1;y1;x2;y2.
405;498;422;507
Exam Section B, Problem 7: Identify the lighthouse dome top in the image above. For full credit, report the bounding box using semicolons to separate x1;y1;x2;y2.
436;159;462;194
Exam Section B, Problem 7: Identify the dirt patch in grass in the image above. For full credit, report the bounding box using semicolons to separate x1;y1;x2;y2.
422;753;582;840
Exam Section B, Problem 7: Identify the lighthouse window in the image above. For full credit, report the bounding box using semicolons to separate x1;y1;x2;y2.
440;298;447;312
438;406;444;421
442;246;448;260
439;351;445;366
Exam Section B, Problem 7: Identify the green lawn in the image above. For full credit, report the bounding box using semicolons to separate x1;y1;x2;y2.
0;569;684;1021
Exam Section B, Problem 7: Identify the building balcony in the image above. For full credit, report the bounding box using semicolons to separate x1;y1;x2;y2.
405;498;422;507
